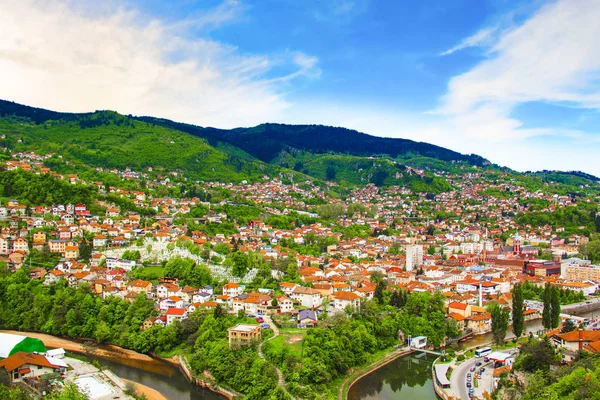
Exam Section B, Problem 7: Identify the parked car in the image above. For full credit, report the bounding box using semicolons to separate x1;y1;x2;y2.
477;361;483;366
256;317;264;323
260;323;270;329
470;366;476;372
466;382;472;388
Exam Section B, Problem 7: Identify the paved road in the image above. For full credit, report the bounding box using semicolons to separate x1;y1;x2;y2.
450;349;520;399
450;358;479;400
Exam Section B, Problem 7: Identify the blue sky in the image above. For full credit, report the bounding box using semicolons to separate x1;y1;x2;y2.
1;0;600;175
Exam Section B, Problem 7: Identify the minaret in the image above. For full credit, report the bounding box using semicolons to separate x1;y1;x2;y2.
479;281;483;307
514;232;521;255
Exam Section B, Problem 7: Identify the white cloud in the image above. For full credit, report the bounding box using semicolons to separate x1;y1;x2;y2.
2;0;599;176
437;0;600;143
0;0;318;128
440;27;497;56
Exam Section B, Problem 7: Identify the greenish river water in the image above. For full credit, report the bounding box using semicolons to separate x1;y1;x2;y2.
347;353;438;400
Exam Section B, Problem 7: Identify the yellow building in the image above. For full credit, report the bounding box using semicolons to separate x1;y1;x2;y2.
228;324;261;347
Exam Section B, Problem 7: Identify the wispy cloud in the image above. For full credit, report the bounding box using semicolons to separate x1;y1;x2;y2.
312;0;369;23
440;26;497;56
0;0;319;128
167;0;244;33
436;0;600;143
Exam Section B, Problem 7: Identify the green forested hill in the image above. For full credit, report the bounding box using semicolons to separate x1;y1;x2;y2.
0;100;467;191
0;109;281;183
136;117;487;165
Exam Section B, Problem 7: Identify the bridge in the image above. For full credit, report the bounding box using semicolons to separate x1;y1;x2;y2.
408;346;445;356
446;329;474;344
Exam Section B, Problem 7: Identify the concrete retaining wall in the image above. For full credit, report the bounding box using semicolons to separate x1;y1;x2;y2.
562;300;600;315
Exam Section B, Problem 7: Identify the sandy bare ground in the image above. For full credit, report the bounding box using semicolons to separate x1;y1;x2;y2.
122;379;168;400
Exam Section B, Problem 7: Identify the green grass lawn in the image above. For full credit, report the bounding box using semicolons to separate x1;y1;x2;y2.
279;328;308;335
492;337;528;350
130;265;165;282
271;330;306;359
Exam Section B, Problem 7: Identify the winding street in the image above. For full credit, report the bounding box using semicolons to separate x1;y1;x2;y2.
257;315;295;400
450;357;479;400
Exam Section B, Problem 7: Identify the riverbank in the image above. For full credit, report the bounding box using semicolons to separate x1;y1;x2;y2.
122;379;169;400
1;330;155;364
342;346;413;400
0;330;229;399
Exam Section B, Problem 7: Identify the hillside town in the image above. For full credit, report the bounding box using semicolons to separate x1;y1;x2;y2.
1;153;599;335
1;151;600;400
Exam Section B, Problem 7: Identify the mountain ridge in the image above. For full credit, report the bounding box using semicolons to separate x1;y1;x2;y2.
0;99;597;187
0;99;487;166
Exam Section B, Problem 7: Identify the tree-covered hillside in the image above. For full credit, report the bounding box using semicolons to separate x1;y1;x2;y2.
0;109;282;183
136;117;487;165
0;100;462;191
273;151;452;191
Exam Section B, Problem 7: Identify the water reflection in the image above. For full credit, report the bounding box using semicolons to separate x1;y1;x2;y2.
87;354;225;400
348;353;438;400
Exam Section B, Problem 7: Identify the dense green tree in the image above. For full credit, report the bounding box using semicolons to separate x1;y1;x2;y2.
514;337;556;373
581;240;600;263
512;283;525;338
227;251;250;277
214;243;231;256
94;320;111;343
47;382;88;400
542;283;552;330
561;319;577;333
550;286;561;329
488;302;510;345
121;250;141;261
374;281;386;304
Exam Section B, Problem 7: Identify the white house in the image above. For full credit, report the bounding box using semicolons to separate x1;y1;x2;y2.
160;296;184;311
192;292;212;304
106;257;136;271
222;282;245;297
277;295;294;313
456;278;480;293
332;291;361;311
165;307;187;325
291;286;322;308
0;353;67;383
562;281;597;296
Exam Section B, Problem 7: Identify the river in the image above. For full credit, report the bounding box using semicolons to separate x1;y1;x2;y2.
87;354;225;400
348;310;597;400
347;353;438;400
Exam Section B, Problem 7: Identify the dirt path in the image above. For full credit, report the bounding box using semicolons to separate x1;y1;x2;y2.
259;316;295;400
122;379;168;400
